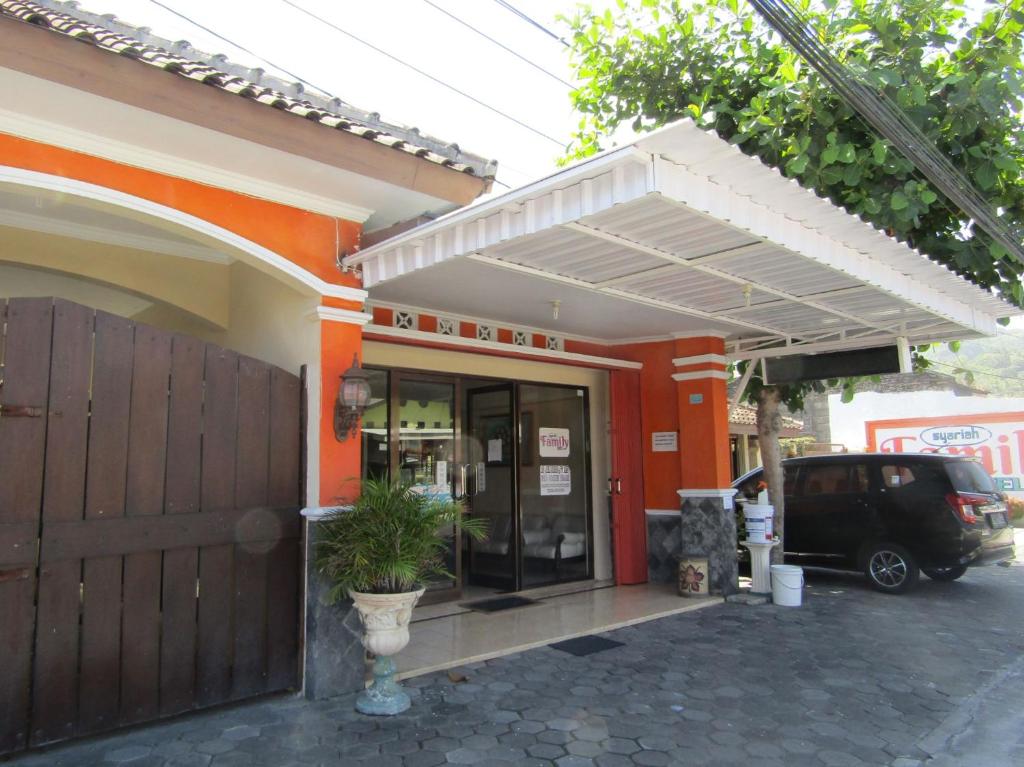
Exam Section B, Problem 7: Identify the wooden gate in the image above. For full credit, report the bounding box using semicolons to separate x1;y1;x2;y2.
0;298;303;755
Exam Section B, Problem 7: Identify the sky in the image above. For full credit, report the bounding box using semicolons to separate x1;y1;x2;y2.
79;0;620;192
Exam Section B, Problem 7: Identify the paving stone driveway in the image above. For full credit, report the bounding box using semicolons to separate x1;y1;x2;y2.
8;553;1024;767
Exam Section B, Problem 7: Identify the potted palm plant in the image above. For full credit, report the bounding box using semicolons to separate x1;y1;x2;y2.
315;478;487;715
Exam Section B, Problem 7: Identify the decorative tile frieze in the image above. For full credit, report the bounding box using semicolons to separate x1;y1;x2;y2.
394;310;416;330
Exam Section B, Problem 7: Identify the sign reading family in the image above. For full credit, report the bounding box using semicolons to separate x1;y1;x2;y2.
539;427;571;458
866;412;1024;497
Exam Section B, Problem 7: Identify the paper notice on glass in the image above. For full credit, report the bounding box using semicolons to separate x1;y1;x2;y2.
539;465;571;496
539;427;570;457
476;462;486;492
487;438;503;462
435;460;447;488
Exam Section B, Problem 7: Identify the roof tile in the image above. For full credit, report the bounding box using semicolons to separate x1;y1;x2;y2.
0;0;496;178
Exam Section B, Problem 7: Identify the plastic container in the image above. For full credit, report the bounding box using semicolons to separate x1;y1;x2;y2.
771;564;804;607
742;503;774;543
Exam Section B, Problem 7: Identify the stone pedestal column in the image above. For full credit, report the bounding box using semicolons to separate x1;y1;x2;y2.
677;489;739;596
301;507;366;700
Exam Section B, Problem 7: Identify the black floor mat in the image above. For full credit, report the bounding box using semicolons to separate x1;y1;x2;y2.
461;595;539;613
550;635;624;656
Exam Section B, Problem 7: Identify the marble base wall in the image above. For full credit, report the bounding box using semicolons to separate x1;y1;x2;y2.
646;513;682;584
679;494;739;597
303;518;366;700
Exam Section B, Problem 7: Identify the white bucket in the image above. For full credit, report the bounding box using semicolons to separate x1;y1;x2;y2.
743;503;774;543
771;564;804;607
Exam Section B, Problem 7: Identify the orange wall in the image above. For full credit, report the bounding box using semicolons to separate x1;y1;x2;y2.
320;321;364;505
0;133;361;287
612;341;682;510
673;337;731;489
613;336;733;507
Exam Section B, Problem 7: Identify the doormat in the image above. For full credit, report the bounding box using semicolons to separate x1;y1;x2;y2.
550;635;624;657
461;596;539;613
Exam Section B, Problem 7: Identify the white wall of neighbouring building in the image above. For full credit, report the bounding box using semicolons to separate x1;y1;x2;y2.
829;391;1024;452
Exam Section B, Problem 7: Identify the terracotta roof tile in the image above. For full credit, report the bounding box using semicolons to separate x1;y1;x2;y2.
0;0;496;178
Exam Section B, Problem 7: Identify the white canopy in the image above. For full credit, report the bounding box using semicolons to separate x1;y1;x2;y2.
347;120;1018;359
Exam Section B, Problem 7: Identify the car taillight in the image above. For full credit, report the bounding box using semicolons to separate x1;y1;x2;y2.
946;492;987;524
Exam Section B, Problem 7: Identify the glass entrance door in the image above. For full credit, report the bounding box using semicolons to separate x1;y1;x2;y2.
518;384;592;589
463;383;517;591
360;368;593;599
392;374;461;601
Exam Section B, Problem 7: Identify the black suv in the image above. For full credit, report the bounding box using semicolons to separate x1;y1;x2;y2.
733;453;1016;593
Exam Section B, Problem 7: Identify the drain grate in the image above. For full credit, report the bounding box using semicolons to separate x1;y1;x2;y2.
549;635;624;657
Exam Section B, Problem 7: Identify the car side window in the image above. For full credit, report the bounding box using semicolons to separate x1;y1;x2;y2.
783;466;798;495
882;464;915;489
851;464;870;492
801;464;863;495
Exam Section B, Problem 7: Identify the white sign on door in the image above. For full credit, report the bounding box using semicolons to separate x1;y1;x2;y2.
540;465;572;496
539;427;571;457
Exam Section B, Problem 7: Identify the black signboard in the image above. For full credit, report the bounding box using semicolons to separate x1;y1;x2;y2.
764;346;901;384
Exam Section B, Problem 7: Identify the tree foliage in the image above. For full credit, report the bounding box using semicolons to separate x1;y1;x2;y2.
565;0;1024;304
563;0;1023;558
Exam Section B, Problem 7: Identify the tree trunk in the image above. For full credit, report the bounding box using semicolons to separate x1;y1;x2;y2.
755;386;785;565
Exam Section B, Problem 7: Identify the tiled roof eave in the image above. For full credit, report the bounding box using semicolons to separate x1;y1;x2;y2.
0;0;495;179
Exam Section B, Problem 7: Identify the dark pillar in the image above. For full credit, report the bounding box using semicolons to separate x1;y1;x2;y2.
678;490;739;596
302;508;366;700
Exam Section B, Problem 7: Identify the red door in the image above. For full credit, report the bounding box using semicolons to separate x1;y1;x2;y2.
609;369;647;584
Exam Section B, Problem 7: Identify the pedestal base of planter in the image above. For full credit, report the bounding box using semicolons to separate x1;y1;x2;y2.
356;656;410;716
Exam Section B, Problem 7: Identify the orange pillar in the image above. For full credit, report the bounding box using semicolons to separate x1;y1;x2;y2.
316;303;371;507
673;334;732;490
672;333;738;596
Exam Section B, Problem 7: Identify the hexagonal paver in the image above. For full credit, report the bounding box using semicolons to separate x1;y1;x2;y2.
528;743;567;759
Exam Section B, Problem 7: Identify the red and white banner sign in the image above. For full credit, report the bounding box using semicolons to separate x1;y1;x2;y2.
866;411;1024;497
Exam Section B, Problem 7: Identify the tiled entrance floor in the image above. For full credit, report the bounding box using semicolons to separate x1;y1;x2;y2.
397;582;721;678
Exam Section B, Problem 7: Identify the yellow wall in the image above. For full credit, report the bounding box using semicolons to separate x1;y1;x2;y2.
0;225;230;327
363;340;613;581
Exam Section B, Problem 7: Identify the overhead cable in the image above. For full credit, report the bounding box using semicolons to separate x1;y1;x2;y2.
146;0;335;97
421;0;574;88
746;0;1024;268
280;0;566;148
491;0;570;47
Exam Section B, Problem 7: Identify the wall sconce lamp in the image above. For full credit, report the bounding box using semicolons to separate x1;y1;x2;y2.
334;353;371;441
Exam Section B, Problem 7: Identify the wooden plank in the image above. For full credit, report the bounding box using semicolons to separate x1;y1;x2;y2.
119;324;172;726
268;367;301;508
266;367;302;690
159;548;198;716
40;507;300;561
165;334;204;515
231;357;271;699
31;300;93;747
0;298;51;756
78;311;133;735
196;346;238;706
159;334;205;716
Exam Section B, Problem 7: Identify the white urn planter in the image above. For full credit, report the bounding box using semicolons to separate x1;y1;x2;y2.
350;587;425;715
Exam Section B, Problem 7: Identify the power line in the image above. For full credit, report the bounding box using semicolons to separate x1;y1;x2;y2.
146;0;334;97
491;0;570;47
926;359;1024;385
280;0;567;148
420;0;574;88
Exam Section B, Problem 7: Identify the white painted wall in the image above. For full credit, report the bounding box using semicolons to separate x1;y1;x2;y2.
829;390;1024;451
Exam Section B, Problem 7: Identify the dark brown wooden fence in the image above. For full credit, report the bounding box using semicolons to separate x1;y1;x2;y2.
0;297;303;755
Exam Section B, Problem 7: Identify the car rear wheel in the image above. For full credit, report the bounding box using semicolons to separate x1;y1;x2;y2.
922;565;968;582
864;543;919;594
